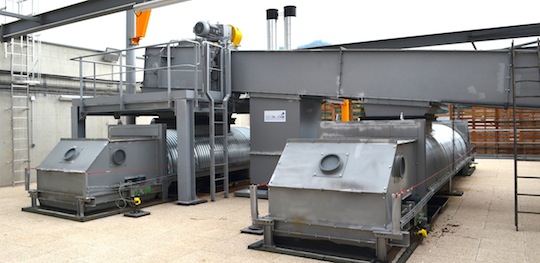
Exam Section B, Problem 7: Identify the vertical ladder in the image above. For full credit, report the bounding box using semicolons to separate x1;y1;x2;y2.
511;39;540;230
203;42;230;202
8;36;33;186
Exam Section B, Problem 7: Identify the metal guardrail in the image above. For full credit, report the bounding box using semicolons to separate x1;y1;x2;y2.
70;39;202;111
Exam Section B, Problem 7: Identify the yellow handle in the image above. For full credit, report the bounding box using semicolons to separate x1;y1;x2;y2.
417;229;428;238
134;197;141;206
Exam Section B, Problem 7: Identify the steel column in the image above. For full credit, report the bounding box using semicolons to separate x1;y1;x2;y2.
71;105;85;138
176;99;205;205
125;10;136;124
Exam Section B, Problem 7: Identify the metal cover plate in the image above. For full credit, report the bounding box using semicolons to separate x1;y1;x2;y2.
269;139;397;194
37;139;108;173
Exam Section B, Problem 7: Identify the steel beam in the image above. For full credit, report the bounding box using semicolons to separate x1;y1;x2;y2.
231;49;540;109
315;23;540;49
0;10;40;21
0;0;146;42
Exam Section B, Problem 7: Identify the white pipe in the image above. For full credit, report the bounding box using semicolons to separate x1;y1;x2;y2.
283;6;296;50
267;19;277;50
284;17;291;50
266;9;278;50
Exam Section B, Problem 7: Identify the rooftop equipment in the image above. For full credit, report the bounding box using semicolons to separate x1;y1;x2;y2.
249;119;474;262
23;124;250;221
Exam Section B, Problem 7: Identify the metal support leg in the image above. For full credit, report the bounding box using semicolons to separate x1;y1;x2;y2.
440;177;464;196
176;99;206;205
262;220;274;247
29;190;37;208
250;184;260;225
76;198;85;218
24;167;30;191
241;184;264;235
392;193;401;235
376;237;388;262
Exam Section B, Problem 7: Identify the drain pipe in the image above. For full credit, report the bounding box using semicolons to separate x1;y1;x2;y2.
266;9;278;50
283;5;296;50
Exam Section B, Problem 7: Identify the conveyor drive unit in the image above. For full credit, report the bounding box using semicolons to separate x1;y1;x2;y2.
249;119;474;262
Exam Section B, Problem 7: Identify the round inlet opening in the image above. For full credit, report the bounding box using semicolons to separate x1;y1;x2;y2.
320;154;342;173
112;149;126;165
64;147;78;161
400;156;406;177
393;155;406;178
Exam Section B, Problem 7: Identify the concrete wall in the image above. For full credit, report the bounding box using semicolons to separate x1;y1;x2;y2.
0;40;145;187
1;39;144;84
0;92;119;186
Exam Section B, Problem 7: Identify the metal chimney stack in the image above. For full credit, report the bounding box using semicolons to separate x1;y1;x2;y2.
283;5;296;50
266;8;279;50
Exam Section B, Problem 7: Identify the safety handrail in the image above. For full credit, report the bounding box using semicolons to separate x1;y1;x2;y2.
73;39;203;110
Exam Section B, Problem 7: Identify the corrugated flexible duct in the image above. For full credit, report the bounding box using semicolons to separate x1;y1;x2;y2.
165;126;250;175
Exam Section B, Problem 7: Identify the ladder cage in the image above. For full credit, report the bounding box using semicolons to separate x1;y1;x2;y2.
7;35;41;186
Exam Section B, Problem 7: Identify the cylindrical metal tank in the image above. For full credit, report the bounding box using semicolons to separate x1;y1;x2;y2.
426;123;468;181
320;120;471;179
166;126;250;175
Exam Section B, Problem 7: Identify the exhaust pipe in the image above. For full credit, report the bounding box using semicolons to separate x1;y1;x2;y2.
266;8;278;50
283;5;296;50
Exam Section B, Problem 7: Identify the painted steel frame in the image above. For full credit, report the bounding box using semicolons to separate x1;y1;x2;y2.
69;46;540;207
231;49;540;109
0;0;147;42
314;23;540;50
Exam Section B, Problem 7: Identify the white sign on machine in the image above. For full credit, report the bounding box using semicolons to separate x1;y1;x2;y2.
264;110;286;122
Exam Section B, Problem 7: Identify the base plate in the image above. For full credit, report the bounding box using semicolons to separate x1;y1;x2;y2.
124;210;151;218
240;226;264;235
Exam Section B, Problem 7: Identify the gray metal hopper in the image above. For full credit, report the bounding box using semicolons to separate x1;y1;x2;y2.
36;138;164;213
250;120;473;262
266;139;415;259
23;124;251;221
24;124;170;221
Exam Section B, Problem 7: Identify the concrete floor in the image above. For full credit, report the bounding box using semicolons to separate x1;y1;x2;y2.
0;159;539;263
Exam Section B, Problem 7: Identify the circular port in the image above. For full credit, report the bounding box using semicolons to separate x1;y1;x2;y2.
64;147;78;161
112;149;126;165
320;154;342;173
393;155;406;178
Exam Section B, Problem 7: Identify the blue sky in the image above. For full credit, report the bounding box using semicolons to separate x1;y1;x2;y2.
3;0;540;51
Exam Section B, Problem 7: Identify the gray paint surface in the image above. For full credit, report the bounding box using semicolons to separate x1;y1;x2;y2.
248;95;321;184
231;50;540;108
38;139;108;173
269;139;397;194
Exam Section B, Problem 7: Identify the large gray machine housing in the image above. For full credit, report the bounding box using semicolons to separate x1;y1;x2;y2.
249;119;474;262
23;124;250;221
